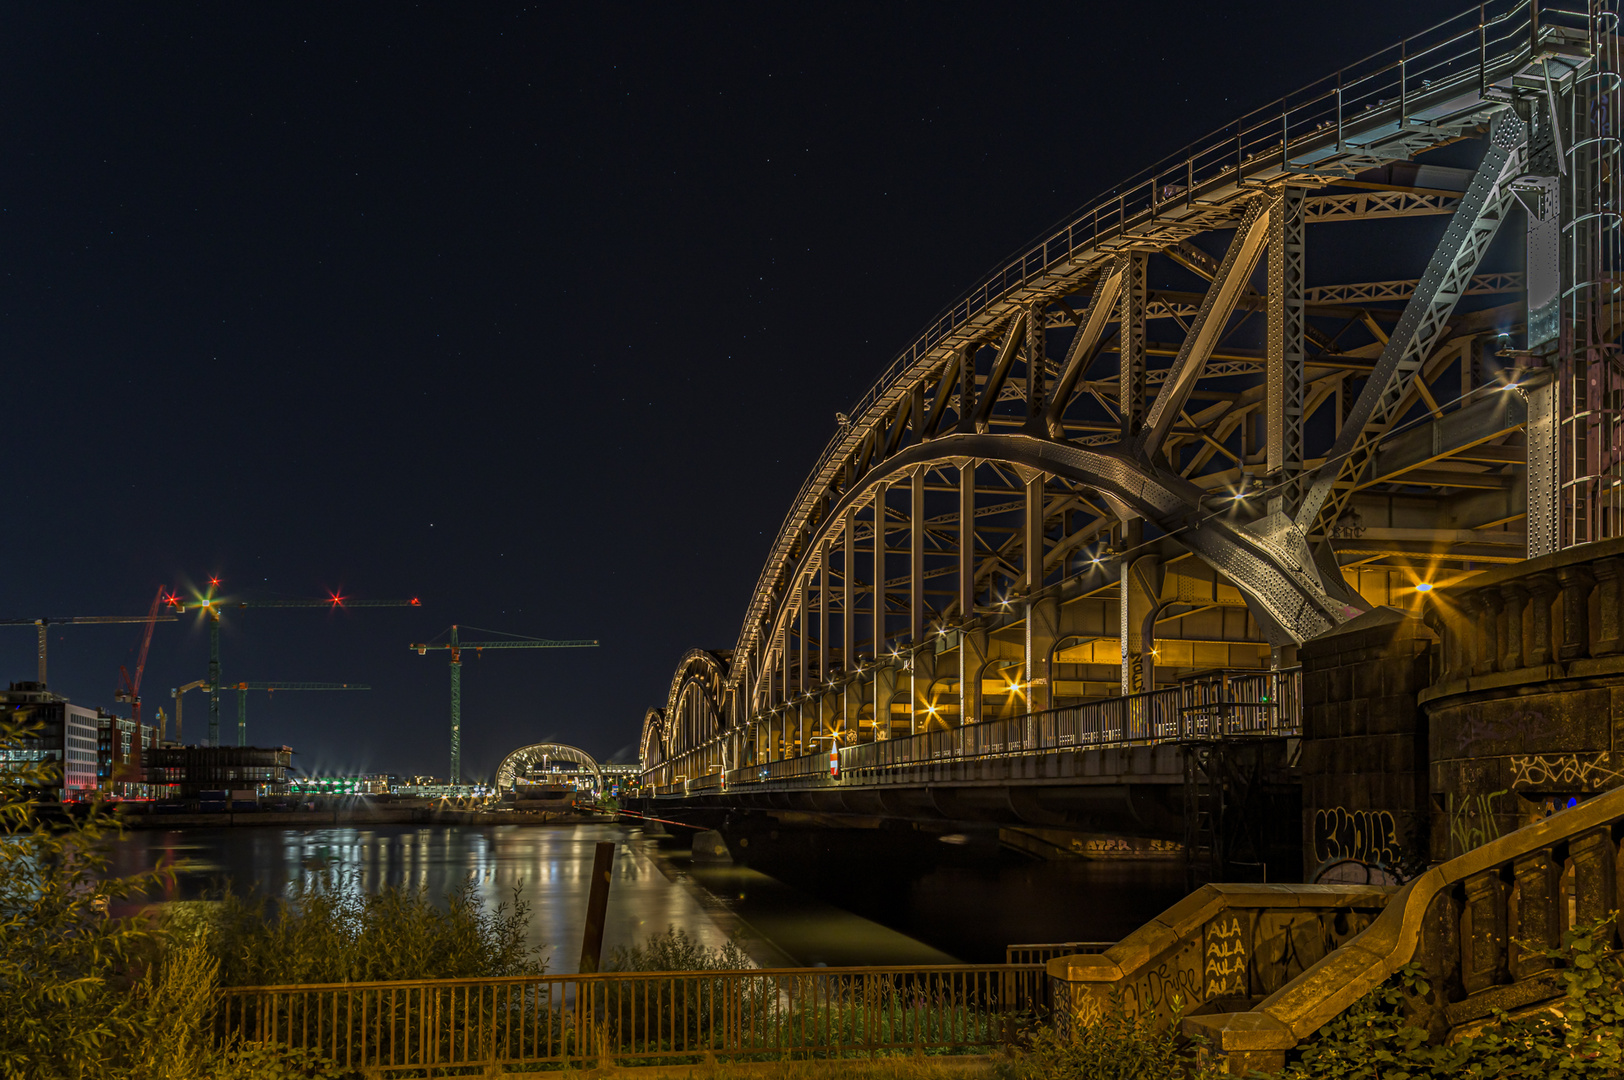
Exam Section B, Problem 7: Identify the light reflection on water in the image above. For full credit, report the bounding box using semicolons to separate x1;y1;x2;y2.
103;824;955;972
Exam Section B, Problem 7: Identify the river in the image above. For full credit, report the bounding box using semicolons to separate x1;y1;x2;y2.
104;822;1187;972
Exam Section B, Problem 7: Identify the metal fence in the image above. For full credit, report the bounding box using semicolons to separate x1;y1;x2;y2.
217;964;1046;1074
1004;942;1114;966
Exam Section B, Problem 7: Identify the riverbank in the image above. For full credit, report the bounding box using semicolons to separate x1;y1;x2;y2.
109;805;606;828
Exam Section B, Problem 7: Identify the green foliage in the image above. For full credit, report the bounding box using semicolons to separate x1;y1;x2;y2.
129;935;344;1080
1260;916;1624;1080
0;718;169;1079
204;871;548;986
0;716;350;1079
999;994;1219;1080
609;924;753;972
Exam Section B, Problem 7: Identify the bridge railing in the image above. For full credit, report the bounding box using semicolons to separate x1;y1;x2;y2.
644;670;1301;792
839;670;1300;777
731;0;1585;681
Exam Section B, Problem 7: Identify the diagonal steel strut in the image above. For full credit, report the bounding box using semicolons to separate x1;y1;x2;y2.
1138;197;1274;459
1295;111;1529;537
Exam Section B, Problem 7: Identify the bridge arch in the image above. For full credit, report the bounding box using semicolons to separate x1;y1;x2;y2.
494;743;601;791
645;7;1584;790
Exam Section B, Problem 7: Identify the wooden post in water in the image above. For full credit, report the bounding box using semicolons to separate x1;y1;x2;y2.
578;841;615;973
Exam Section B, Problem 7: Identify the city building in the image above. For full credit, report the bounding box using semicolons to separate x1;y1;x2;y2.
96;711;159;799
0;682;100;801
143;744;293;798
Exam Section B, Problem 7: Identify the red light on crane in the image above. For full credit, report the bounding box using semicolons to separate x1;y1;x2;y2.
208;577;221;588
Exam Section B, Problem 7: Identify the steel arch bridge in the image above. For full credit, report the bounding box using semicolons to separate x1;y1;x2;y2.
642;0;1623;796
494;742;602;791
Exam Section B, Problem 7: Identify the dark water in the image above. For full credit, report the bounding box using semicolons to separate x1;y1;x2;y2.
104;823;1188;970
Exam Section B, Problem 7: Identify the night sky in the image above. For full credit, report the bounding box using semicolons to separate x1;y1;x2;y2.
0;1;1464;778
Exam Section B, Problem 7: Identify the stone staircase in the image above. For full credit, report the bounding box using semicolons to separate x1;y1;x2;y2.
1049;783;1624;1072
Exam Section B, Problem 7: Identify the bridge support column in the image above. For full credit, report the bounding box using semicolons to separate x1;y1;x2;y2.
1121;549;1160;695
1299;609;1431;879
818;548;830;683
911;468;926;643
1266;185;1305;517
1524;165;1560;557
959;625;987;728
842;516;855;672
842;676;864;741
873;484;889;655
1025;595;1060;720
911;648;936;734
1119;251;1147;441
873;661;897;740
958;460;975;619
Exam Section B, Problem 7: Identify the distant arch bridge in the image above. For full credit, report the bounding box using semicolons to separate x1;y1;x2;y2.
494;743;601;791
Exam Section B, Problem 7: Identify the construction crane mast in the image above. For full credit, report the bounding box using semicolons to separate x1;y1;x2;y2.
226;681;370;747
1;608;179;688
409;625;597;785
170;680;207;743
114;586;168;727
170;582;419;745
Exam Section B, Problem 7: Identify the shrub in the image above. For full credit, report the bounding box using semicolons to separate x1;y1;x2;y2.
609;924;753;972
0;717;347;1079
998;993;1219;1080
0;719;169;1079
1263;916;1624;1079
204;872;548;986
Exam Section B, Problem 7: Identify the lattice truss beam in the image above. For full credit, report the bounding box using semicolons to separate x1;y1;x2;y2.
641;17;1615;776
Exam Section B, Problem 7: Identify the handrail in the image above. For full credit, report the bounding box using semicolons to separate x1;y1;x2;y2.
1183;782;1624;1065
1047;884;1394;1029
1421;533;1624;695
726;0;1583;685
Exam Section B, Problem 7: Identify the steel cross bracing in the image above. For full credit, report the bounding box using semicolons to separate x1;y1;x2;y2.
640;2;1619;785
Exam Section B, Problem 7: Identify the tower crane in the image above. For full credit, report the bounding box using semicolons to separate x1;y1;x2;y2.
114;585;168;727
170;680;208;743
170;581;419;745
408;625;597;785
226;681;370;747
0;608;179;687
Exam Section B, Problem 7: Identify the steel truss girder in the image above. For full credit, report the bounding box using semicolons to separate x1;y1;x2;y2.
716;17;1580;719
1297;111;1530;537
763;434;1360;656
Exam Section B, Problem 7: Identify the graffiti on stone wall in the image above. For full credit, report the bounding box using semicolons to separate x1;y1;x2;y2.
1118;938;1202;1023
1203;916;1247;997
1453;707;1547;755
1250;910;1377;995
1312;806;1402;866
1447;789;1507;856
1071;836;1181;858
1509;752;1624;792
